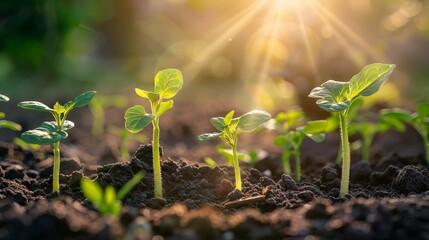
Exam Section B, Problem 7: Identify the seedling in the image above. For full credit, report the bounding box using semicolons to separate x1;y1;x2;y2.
108;125;147;160
0;94;22;132
18;91;96;193
89;95;127;137
381;103;429;164
198;110;271;190
273;111;326;182
309;63;395;197
81;171;144;216
124;68;183;198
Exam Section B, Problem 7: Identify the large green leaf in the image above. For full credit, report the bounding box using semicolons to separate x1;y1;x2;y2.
0;94;9;102
154;69;183;99
124;105;155;133
18;101;55;113
157;100;173;116
64;91;96;111
21;126;68;145
135;88;160;102
81;178;103;204
0;120;22;131
210;117;225;131
349;63;395;99
237;110;271;132
308;80;350;112
198;132;223;141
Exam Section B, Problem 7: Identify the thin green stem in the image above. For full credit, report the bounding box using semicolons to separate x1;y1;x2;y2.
152;119;162;198
339;112;351;198
294;150;301;182
232;133;242;190
52;141;60;193
281;150;291;175
335;146;342;165
362;134;374;162
120;130;130;160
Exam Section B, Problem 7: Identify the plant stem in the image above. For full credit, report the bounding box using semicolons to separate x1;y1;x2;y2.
232;133;242;190
120;130;130;160
362;134;374;162
52;141;60;193
152;119;163;198
281;150;291;175
335;146;342;164
295;150;301;182
339;112;350;198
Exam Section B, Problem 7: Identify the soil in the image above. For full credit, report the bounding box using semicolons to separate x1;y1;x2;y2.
1;101;429;239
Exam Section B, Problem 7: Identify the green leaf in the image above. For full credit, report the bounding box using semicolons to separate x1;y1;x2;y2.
417;103;429;118
157;100;173;116
224;111;235;125
305;133;325;142
349;63;395;99
210;117;225;131
81;178;103;204
64;91;97;110
104;185;117;206
21;121;69;145
117;171;144;200
381;108;412;122
237;110;272;132
198;132;223;141
0;120;22;131
154;69;183;99
53;102;65;114
204;157;217;168
0;94;9;102
0;112;5;119
308;80;350;112
18;101;55;113
274;135;287;146
300;120;327;134
124;105;155;133
39;120;75;132
135;88;160;102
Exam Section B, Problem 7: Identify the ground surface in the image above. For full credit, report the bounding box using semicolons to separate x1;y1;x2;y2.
1;101;429;239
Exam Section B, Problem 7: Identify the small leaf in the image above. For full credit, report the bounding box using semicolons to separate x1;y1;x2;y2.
0;120;22;131
300;120;327;134
135;88;160;102
417;103;429;118
237;110;272;132
104;185;117;206
0;94;9;102
53;102;65;114
224;111;235;125
210;117;225;131
154;69;183;99
305;133;325;142
204;157;217;168
62;120;75;131
124;105;155;133
21;122;68;145
39;120;75;132
157;100;173;116
64;91;97;110
198;132;223;141
308;80;350;112
18;101;55;113
286;110;304;128
81;178;103;204
381;109;412;122
0;112;5;119
349;63;395;99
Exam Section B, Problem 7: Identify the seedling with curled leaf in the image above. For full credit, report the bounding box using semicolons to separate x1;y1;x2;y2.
81;171;144;216
309;63;395;197
381;103;429;164
18;91;96;193
273;111;327;182
198;110;271;190
124;68;183;198
0;94;22;132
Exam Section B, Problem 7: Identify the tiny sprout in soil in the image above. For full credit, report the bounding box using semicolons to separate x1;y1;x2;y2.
0;94;22;132
81;171;144;216
382;103;429;164
124;68;183;198
18;91;96;193
198;110;271;190
273;110;327;182
309;63;395;197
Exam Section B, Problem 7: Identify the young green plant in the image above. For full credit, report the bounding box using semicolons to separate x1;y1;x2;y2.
273;111;326;182
381;103;429;164
124;68;183;198
198;110;271;190
81;171;144;216
309;63;395;197
89;95;127;137
18;91;96;193
0;94;22;132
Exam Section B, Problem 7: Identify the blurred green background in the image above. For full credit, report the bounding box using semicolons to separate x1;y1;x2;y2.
1;0;429;108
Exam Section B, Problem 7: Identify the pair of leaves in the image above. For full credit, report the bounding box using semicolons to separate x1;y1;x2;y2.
309;63;395;112
81;172;144;216
21;121;74;145
198;110;272;142
125;69;183;133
